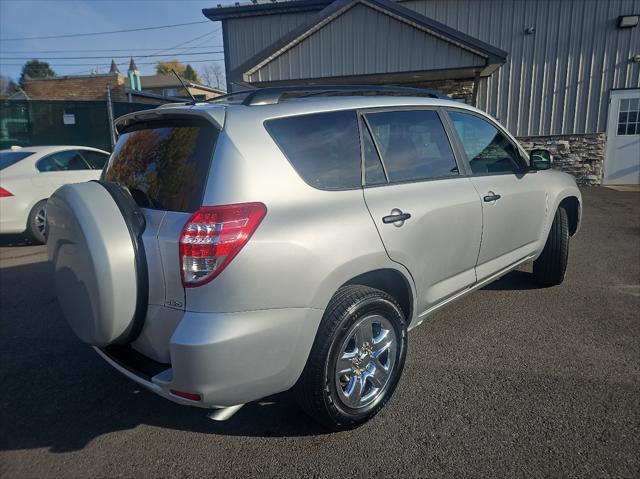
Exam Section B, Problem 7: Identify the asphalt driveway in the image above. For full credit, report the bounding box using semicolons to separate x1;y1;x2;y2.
1;187;638;478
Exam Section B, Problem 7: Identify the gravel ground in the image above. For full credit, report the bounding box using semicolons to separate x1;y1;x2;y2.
1;187;638;478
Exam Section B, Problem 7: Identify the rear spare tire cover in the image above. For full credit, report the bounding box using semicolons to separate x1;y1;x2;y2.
47;181;147;347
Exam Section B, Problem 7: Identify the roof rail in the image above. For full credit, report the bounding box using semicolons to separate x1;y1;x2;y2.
210;85;450;106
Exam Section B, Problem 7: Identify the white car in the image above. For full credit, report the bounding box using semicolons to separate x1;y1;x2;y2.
0;146;110;243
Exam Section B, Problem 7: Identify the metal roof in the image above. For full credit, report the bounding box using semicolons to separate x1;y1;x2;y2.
203;0;332;20
224;0;507;86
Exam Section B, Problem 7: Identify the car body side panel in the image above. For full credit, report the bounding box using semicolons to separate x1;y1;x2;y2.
470;172;549;281
362;177;482;316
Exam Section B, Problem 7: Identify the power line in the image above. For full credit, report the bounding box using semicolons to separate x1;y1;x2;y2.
0;20;211;41
0;58;225;67
149;29;220;56
0;46;222;54
1;50;225;60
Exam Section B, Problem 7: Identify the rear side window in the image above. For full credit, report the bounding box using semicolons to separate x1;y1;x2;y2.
0;151;31;170
265;110;361;190
81;150;110;170
104;119;218;212
364;110;458;183
37;150;90;171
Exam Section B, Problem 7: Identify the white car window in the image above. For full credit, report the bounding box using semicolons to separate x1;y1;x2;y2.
37;150;90;172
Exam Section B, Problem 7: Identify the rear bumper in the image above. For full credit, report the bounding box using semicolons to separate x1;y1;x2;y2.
96;307;324;408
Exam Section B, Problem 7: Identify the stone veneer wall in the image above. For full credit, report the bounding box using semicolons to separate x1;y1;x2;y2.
516;133;606;186
417;79;475;104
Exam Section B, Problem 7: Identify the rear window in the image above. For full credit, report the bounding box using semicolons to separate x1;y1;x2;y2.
104;119;218;212
264;110;361;190
0;151;31;170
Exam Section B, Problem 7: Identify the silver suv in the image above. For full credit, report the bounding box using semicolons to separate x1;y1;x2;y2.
47;86;581;430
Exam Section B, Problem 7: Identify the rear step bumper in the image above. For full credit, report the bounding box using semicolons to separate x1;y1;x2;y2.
94;307;324;408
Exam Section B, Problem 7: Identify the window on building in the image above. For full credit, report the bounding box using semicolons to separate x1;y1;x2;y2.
448;111;524;174
364;109;458;183
618;99;640;136
37;150;90;172
265;110;362;190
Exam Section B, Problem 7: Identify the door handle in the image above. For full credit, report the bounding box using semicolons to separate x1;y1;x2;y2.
382;209;411;225
483;191;501;202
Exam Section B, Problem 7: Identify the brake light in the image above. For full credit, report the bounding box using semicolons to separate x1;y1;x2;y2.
0;187;13;197
179;202;267;287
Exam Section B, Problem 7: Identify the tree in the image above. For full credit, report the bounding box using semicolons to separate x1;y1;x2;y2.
0;75;18;98
19;60;56;87
183;64;199;82
155;60;200;82
200;63;226;90
155;59;186;75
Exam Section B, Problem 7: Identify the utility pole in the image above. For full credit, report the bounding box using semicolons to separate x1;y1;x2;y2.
106;85;116;150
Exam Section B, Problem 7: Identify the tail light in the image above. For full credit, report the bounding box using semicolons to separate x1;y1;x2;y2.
0;187;13;197
179;202;267;287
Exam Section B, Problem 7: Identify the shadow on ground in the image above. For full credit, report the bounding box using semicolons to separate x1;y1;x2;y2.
0;234;38;247
0;260;328;453
0;260;542;452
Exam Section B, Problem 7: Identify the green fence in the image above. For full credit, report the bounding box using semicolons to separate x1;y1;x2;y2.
0;100;157;152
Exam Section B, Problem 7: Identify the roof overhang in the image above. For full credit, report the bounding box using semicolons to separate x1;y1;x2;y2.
203;0;332;20
217;0;507;87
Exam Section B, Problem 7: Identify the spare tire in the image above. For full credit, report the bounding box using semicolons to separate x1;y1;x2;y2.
47;181;148;347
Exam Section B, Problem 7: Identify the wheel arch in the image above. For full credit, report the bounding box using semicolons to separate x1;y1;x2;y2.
559;195;580;236
340;268;414;322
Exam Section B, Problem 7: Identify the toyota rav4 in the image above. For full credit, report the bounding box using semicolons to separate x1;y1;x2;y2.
47;86;581;430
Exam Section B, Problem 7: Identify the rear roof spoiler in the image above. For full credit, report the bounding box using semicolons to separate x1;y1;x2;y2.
114;106;226;134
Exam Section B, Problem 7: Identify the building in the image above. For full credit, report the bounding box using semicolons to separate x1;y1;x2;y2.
22;59;224;104
203;0;640;185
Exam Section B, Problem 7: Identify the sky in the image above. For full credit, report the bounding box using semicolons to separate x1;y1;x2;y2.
0;0;239;81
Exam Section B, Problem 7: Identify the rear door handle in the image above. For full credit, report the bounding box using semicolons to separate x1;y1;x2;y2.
483;191;501;202
382;209;411;225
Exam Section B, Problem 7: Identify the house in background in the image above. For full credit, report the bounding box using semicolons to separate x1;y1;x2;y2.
21;59;224;104
203;0;640;185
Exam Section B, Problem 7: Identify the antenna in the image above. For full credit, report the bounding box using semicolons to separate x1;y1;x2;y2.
171;69;197;104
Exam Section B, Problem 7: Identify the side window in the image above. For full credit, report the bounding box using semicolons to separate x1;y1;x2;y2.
361;122;387;185
448;111;524;174
364;110;458;183
37;150;90;172
265;110;361;189
81;150;109;169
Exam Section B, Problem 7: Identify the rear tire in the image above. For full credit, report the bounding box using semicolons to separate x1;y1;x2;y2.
27;200;48;244
533;206;569;287
295;285;408;430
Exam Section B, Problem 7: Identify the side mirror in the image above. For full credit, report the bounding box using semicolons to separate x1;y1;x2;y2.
529;149;553;170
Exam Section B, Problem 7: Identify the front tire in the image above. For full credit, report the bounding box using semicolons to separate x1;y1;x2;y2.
533;206;569;286
27;200;48;244
295;285;408;430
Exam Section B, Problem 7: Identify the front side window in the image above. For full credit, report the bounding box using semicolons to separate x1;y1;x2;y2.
37;150;90;172
364;109;458;183
265;110;362;190
448;111;524;174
